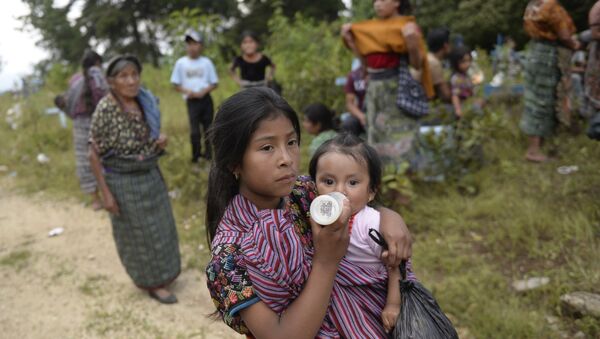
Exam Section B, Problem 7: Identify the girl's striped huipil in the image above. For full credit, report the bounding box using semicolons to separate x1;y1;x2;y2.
206;177;391;338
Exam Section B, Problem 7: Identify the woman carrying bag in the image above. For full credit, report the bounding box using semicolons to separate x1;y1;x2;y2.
342;0;433;169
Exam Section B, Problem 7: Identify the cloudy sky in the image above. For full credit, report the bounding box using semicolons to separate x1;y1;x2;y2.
0;1;47;91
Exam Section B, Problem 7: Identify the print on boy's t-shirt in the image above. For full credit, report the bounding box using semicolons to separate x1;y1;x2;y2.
186;68;205;78
170;56;219;99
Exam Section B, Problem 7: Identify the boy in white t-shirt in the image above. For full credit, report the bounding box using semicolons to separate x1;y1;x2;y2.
171;29;219;163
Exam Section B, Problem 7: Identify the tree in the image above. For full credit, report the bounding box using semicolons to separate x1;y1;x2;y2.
414;0;595;50
20;0;87;65
351;0;374;20
20;0;239;65
221;0;346;59
21;0;346;66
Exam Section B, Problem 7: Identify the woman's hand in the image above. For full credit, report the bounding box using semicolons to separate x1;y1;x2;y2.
102;189;120;216
341;23;352;37
310;198;352;268
155;133;168;150
378;208;412;266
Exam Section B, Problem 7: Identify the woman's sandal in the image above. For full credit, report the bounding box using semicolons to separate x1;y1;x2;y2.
148;290;178;304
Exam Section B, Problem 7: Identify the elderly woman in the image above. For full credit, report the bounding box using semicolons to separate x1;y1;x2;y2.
89;55;181;304
521;0;580;162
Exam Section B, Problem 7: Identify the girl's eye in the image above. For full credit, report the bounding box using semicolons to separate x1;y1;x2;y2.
349;180;359;186
324;178;334;185
260;145;274;151
288;139;298;146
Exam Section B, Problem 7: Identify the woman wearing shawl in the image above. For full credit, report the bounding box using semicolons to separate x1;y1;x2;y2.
341;0;433;168
65;50;108;210
521;0;581;162
89;55;181;304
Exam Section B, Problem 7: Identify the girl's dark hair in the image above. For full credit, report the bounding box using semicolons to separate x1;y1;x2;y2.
308;132;382;199
81;50;103;114
206;87;301;245
240;30;260;44
427;27;451;53
398;0;412;15
449;45;471;72
303;103;337;133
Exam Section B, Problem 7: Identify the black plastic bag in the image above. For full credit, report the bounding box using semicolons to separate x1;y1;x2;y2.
369;229;459;339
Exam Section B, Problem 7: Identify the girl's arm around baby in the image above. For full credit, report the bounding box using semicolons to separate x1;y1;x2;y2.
378;207;412;267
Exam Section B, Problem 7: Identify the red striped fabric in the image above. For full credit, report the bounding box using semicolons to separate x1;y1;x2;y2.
213;194;389;338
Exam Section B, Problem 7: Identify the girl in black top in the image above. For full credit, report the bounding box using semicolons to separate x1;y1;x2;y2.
229;31;275;88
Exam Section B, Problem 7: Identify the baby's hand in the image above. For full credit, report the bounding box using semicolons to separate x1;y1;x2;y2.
381;303;400;334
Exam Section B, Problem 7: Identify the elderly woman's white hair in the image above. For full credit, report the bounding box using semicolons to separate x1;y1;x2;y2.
106;55;142;78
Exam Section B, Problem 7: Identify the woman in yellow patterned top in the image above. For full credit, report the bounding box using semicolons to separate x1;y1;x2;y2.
521;0;581;162
341;0;432;169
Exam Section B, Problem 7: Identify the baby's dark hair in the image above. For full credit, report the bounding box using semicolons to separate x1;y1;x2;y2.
398;0;412;15
449;45;472;72
303;103;337;133
309;133;382;196
205;87;301;245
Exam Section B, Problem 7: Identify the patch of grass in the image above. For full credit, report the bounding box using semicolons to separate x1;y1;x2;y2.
50;261;75;281
404;111;600;337
86;306;164;337
78;274;108;296
0;250;32;272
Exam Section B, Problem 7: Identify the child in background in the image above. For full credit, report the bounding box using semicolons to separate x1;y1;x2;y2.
449;45;474;119
302;103;339;156
170;29;219;163
309;133;415;333
229;31;275;89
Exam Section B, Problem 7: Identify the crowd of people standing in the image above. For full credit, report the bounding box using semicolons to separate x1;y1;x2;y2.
51;0;599;337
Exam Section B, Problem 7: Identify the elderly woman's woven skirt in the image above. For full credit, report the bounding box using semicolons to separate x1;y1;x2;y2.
103;156;181;289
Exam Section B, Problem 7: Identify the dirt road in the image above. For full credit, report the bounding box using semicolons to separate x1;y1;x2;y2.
0;184;242;339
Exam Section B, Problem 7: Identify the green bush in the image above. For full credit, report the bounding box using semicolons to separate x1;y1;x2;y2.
266;8;352;113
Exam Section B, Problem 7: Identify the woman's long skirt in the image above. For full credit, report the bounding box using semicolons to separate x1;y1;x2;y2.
520;40;563;137
103;156;181;289
366;74;418;169
73;116;97;194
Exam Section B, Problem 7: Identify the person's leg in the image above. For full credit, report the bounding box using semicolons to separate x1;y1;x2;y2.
186;99;202;162
199;95;214;160
525;136;547;162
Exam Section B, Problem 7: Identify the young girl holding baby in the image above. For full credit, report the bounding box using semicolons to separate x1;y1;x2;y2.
205;87;413;338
